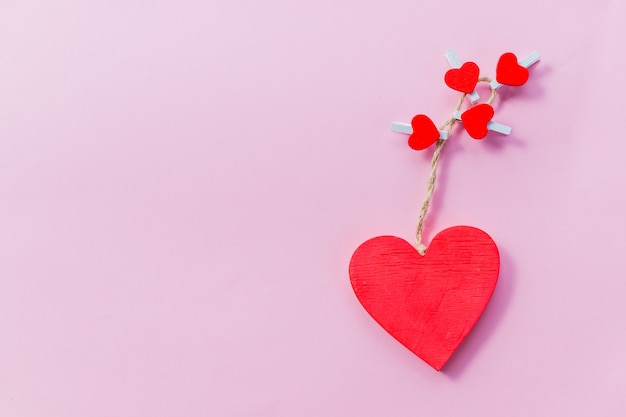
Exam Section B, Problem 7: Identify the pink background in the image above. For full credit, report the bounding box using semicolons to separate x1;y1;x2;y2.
1;1;625;415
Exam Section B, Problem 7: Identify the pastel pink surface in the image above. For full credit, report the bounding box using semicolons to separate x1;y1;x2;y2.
1;1;626;417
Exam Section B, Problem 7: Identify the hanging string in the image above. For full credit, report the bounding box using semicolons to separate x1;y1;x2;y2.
415;78;497;255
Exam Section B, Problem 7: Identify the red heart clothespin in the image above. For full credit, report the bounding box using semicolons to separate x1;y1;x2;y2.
496;52;529;86
461;104;494;140
444;62;480;94
408;115;441;150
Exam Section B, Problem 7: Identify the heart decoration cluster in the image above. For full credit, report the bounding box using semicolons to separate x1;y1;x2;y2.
409;52;531;150
349;50;539;372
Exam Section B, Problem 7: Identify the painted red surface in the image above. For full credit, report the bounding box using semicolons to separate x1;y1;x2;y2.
461;103;494;139
349;226;499;371
444;62;480;93
408;114;440;150
496;52;529;86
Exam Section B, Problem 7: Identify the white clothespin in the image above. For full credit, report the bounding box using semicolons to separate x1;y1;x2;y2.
452;111;512;135
490;51;541;90
390;121;449;140
445;49;480;104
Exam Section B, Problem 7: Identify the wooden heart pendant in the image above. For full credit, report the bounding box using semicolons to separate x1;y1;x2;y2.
349;226;499;370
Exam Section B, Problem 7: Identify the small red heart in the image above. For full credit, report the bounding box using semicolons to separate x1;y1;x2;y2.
408;114;440;150
349;226;499;371
496;52;529;86
444;62;480;93
461;103;494;139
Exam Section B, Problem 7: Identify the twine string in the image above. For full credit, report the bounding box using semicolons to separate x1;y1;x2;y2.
415;78;496;255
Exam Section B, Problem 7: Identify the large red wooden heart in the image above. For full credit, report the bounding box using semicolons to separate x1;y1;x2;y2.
461;103;494;139
444;62;479;93
496;52;529;86
408;114;440;150
349;226;499;371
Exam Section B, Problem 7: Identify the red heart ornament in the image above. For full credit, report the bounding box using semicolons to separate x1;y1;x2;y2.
444;62;480;93
496;52;529;86
349;226;499;371
461;103;494;139
408;114;440;150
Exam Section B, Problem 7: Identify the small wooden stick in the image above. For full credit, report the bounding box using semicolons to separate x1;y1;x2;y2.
490;51;541;90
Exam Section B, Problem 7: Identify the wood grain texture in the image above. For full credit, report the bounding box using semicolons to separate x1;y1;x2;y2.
349;226;499;371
